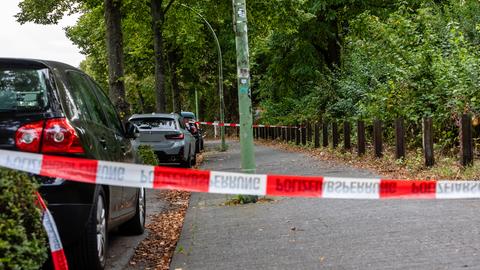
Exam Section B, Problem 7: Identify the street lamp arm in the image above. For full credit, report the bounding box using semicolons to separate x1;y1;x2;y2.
179;3;226;151
179;4;223;63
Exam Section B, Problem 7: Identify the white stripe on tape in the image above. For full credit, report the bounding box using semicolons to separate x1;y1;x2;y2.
0;149;43;174
436;181;480;199
209;171;267;196
43;210;63;252
323;177;381;199
96;161;155;189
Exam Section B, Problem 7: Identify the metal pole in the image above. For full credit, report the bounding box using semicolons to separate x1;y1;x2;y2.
195;88;199;120
232;0;256;174
180;4;226;151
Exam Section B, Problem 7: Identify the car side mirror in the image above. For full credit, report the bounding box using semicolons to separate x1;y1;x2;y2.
125;122;139;139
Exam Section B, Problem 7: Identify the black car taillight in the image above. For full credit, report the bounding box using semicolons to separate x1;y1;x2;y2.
41;118;84;154
15;120;44;152
15;118;84;154
165;133;184;140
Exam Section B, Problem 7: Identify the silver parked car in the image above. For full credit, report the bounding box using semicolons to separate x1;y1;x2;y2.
129;113;196;168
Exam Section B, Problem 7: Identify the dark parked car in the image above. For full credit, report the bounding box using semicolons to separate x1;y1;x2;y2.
129;113;197;168
0;58;145;270
180;111;204;152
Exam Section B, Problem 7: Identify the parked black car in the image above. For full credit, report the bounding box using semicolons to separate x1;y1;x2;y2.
180;111;204;152
0;58;145;270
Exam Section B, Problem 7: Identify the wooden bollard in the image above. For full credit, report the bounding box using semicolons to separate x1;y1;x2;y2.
423;117;435;167
295;126;301;145
301;125;307;145
314;122;320;148
357;120;366;156
322;121;329;147
307;122;313;142
395;118;405;159
373;119;383;158
332;121;339;148
343;121;351;150
460;114;473;166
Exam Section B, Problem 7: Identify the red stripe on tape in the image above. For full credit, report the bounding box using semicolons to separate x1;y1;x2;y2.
267;175;323;197
153;166;210;192
380;180;437;199
36;192;69;270
51;250;69;270
40;155;97;183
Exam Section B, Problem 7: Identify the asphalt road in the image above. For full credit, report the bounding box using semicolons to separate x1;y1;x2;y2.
170;140;480;270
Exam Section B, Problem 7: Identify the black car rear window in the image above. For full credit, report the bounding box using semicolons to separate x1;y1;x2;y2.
130;117;177;129
0;67;50;112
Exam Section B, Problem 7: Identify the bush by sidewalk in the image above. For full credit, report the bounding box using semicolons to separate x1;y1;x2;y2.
137;145;159;166
0;168;47;270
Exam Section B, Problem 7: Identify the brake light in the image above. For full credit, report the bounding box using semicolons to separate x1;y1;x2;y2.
165;133;184;140
41;118;84;154
15;120;44;152
190;125;198;133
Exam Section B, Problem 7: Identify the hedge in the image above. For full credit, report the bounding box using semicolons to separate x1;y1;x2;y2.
0;168;47;269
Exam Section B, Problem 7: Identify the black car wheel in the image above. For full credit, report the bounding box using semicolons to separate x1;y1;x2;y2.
119;188;146;235
195;139;200;153
192;153;197;166
180;151;193;168
67;188;107;270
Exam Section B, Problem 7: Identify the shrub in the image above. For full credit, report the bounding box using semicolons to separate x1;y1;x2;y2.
0;168;47;270
137;145;159;166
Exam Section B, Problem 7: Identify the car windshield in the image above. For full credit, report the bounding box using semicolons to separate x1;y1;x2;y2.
130;117;177;129
0;67;50;112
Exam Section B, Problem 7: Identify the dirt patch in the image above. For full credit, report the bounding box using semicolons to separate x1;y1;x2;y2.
128;190;190;270
127;153;206;270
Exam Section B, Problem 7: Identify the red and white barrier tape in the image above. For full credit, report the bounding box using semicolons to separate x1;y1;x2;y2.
2;149;480;199
196;121;293;128
35;192;69;270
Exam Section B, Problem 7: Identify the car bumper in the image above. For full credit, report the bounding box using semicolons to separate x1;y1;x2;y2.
154;148;185;162
136;141;185;156
38;177;96;247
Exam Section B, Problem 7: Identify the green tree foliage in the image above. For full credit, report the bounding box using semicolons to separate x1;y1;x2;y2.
335;1;480;146
18;0;480;148
254;0;480;148
0;169;47;270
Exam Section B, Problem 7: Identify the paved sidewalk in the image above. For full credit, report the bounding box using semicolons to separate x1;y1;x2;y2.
170;141;480;270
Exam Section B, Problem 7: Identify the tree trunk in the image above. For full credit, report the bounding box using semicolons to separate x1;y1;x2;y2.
104;0;129;120
151;0;166;112
168;50;181;113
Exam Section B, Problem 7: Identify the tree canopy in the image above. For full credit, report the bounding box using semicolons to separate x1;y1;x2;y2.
17;0;480;146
